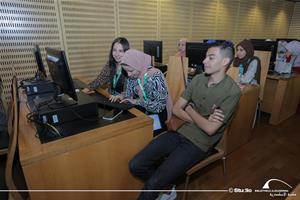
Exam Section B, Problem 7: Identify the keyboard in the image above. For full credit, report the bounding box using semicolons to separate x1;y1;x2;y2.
73;79;134;110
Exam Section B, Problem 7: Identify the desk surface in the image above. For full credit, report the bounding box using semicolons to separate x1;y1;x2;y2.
286;183;300;199
262;74;300;125
18;89;153;200
19;97;150;166
267;73;298;80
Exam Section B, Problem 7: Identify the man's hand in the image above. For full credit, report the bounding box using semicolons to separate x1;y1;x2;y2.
208;108;224;123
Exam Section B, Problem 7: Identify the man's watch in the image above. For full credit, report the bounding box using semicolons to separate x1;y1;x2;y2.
184;102;195;111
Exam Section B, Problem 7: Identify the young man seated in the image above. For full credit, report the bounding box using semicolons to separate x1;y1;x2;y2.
129;41;241;200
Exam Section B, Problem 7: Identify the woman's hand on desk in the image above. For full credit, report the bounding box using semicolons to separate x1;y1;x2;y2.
120;98;137;105
82;88;95;95
109;94;123;102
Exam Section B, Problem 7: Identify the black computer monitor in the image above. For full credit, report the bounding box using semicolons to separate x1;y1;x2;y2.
251;40;277;71
143;40;163;63
33;44;47;79
250;39;267;43
186;42;210;72
203;39;226;44
45;48;78;107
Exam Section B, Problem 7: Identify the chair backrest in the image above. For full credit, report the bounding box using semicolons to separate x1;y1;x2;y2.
254;50;271;100
5;76;24;200
215;127;228;155
226;65;239;82
166;56;188;103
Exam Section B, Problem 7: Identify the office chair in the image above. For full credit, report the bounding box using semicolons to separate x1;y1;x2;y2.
182;128;228;200
0;77;9;156
166;56;188;103
5;76;28;200
0;102;12;156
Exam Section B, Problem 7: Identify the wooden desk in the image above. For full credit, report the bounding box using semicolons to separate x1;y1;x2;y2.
18;95;153;200
227;85;259;154
261;74;300;125
286;183;300;199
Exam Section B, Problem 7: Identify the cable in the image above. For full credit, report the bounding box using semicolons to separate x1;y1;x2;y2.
26;111;62;138
45;123;61;137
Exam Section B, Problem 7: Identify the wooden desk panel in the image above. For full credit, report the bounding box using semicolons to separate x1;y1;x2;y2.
261;74;300;125
19;97;153;200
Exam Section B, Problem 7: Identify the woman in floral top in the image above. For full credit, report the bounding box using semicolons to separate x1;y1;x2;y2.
82;37;130;96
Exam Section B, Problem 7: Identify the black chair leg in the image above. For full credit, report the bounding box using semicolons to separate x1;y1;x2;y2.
222;156;227;186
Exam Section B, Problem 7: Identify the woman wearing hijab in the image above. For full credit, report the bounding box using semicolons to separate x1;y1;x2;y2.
284;40;300;74
233;39;261;85
111;49;172;135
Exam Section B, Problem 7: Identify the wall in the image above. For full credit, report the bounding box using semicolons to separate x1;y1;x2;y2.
0;0;296;100
288;2;300;38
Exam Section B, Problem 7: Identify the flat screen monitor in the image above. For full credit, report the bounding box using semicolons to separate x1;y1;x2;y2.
203;39;226;44
186;42;210;72
143;40;163;63
250;39;267;43
45;48;78;104
251;40;277;71
33;44;47;79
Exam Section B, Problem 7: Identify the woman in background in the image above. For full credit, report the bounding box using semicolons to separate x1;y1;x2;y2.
82;37;130;97
284;40;300;74
175;38;187;57
233;39;261;85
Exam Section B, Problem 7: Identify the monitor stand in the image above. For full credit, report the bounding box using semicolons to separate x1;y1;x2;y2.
34;71;47;81
48;94;77;109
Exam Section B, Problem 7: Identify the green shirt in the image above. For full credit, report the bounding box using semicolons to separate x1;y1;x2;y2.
177;74;241;152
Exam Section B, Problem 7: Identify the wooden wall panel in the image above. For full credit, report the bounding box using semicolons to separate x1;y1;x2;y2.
288;2;300;39
118;0;158;51
190;0;218;41
0;0;297;101
160;0;192;63
0;0;63;101
59;0;115;80
215;0;239;41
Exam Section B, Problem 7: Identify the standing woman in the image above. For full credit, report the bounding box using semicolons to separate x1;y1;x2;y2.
284;40;300;74
233;39;261;85
82;37;130;97
113;49;172;135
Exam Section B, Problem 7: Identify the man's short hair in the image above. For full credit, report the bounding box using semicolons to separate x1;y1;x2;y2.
208;41;235;67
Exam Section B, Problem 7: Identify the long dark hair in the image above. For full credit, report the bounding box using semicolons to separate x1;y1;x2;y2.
108;37;130;68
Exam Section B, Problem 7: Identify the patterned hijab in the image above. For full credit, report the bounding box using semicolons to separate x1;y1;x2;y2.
233;39;254;68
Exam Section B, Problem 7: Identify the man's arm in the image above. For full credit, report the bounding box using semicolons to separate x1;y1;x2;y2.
185;104;223;136
172;97;193;123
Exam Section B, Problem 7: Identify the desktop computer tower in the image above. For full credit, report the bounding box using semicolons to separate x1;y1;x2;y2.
22;79;56;96
30;92;99;125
